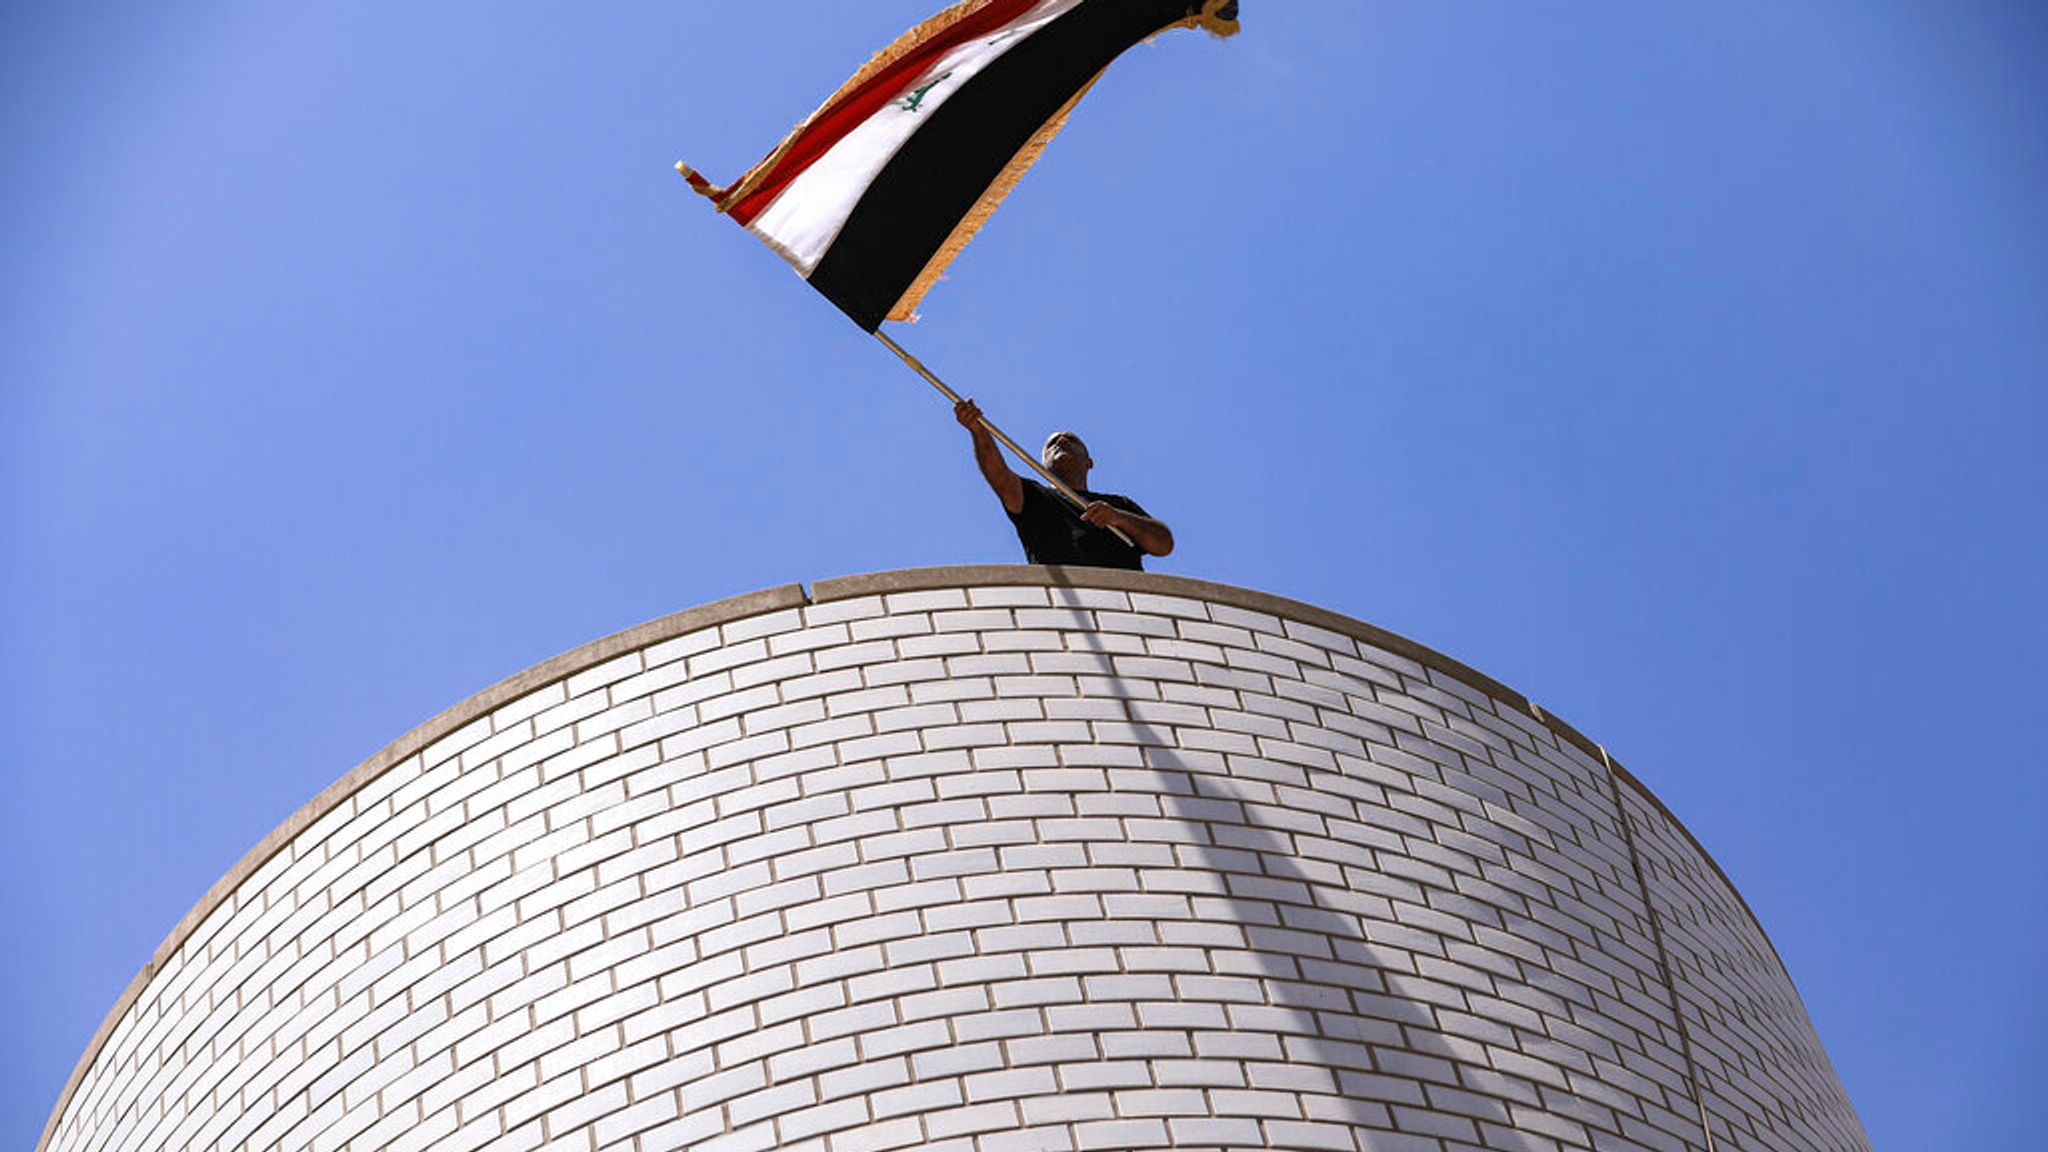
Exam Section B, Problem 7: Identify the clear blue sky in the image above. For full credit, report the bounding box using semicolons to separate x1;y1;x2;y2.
4;3;2042;1148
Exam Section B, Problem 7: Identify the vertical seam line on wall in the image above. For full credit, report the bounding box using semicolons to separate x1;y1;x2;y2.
1544;701;1719;1152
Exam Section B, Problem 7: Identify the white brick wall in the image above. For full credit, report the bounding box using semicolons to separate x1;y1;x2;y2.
40;569;1871;1152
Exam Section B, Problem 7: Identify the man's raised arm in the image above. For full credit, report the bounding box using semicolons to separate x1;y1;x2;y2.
956;399;1024;515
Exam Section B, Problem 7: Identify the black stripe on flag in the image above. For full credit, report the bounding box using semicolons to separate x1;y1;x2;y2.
809;0;1204;331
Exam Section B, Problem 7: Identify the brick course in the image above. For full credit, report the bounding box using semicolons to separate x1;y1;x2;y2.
40;568;1870;1152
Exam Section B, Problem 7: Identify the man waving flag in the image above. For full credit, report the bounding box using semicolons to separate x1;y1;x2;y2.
678;0;1238;554
679;0;1240;331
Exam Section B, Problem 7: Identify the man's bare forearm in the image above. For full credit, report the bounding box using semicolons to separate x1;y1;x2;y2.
1122;513;1175;558
972;429;1011;491
1082;502;1175;558
958;400;1024;513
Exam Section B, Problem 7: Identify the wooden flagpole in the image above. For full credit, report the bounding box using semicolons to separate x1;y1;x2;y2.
875;330;1137;549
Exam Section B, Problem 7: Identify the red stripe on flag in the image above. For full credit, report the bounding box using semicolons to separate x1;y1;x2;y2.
727;0;1041;227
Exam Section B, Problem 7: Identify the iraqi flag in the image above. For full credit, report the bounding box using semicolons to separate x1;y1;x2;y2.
679;0;1240;332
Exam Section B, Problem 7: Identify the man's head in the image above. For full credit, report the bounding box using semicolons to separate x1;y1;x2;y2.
1042;430;1092;488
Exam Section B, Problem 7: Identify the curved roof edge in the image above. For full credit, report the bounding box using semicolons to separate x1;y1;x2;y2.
42;566;1774;1151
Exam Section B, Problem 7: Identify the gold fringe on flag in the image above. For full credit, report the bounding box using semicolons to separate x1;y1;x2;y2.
1185;0;1242;39
884;1;1235;321
888;71;1103;324
690;0;1003;213
678;1;1234;210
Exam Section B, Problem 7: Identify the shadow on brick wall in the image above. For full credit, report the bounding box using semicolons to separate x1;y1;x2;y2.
1055;618;1557;1151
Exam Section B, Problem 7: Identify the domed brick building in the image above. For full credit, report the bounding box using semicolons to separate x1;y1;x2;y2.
41;567;1871;1152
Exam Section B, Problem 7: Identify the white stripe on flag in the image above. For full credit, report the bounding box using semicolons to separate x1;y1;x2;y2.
745;0;1087;276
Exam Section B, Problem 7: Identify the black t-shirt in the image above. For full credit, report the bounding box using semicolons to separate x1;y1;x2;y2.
1007;479;1149;570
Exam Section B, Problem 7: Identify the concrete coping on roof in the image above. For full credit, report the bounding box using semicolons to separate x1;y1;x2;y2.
42;565;1779;1151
